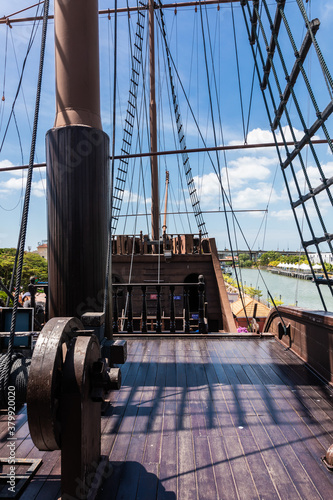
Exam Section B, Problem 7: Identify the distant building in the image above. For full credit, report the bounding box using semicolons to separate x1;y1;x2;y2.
308;252;333;265
37;240;48;260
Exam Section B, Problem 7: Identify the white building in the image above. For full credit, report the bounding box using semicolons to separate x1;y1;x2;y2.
308;252;333;265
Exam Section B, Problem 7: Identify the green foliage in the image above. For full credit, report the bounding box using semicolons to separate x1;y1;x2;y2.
268;296;284;307
239;259;253;268
245;287;262;299
325;263;333;273
259;251;310;267
0;290;9;306
238;253;253;268
259;251;281;266
0;248;48;291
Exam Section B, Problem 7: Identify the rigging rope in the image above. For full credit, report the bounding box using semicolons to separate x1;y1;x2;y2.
257;1;333;293
111;0;146;235
230;2;246;143
0;25;9;134
0;0;50;405
240;0;330;312
103;0;118;333
158;1;208;237
0;4;41;154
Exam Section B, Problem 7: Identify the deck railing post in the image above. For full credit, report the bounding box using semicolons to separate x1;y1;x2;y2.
198;274;206;334
44;285;49;323
112;285;119;333
169;285;175;333
127;285;133;333
156;285;161;333
184;286;190;334
28;277;36;310
141;285;147;333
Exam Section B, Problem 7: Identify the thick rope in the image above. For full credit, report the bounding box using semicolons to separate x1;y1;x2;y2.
0;0;50;401
103;0;118;335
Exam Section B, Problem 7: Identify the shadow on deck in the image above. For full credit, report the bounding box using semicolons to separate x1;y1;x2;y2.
1;337;333;499
98;338;333;500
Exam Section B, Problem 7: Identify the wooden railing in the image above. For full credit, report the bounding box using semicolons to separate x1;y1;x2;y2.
112;277;207;334
112;231;209;256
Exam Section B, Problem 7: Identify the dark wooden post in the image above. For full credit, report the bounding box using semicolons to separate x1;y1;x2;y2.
156;285;161;333
198;275;206;334
141;285;147;333
127;286;133;333
169;285;175;333
112;286;119;333
44;285;49;323
47;0;109;319
184;287;190;334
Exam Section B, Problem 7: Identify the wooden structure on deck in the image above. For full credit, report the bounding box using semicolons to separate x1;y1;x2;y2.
112;234;236;333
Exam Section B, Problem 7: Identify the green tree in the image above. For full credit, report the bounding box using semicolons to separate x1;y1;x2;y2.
245;286;262;299
0;248;47;291
259;251;281;266
238;253;253;268
268;296;284;307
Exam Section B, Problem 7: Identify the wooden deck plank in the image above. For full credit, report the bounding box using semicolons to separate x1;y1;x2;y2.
108;340;156;463
230;341;332;499
206;343;262;499
175;339;197;500
211;339;333;499
2;337;333;500
232;341;333;498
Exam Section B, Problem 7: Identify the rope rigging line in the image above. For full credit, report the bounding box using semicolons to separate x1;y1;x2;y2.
103;0;118;330
0;0;50;405
9;27;37;151
253;3;332;251
198;1;253;328
230;2;246;143
111;0;147;235
0;25;9;134
0;110;25;212
244;0;262;143
0;3;42;154
157;0;208;237
256;2;333;264
296;0;333;100
276;3;333;163
271;2;333;166
122;10;152;237
126;4;153;238
240;0;331;312
155;8;239;222
251;162;279;252
156;2;272;318
159;28;193;234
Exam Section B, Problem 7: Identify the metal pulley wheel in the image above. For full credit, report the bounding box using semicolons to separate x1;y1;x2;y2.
27;317;89;451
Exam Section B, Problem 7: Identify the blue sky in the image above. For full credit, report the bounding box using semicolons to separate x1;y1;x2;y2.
0;0;332;253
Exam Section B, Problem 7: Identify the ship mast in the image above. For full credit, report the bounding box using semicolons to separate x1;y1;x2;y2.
149;0;160;243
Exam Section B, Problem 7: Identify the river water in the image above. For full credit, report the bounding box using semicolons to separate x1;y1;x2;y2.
230;268;333;312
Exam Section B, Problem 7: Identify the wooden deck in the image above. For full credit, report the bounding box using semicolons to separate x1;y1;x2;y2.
1;337;333;499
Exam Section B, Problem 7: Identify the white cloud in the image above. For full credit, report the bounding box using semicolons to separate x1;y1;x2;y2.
32;179;46;198
232;184;282;210
0;160;15;169
0;175;45;197
225;155;275;185
270;209;294;220
228;127;320;158
288;161;333;197
122;189;142;204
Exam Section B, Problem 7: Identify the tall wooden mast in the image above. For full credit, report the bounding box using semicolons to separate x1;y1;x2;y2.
46;0;109;318
149;0;159;242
